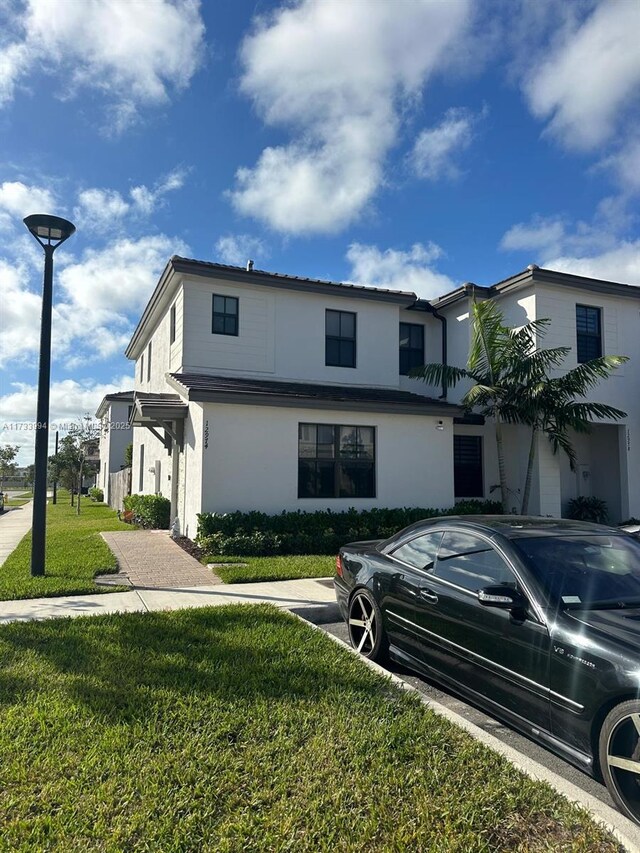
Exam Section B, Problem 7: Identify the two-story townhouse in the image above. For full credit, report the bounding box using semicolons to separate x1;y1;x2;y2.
95;391;134;504
433;265;640;521
124;257;463;537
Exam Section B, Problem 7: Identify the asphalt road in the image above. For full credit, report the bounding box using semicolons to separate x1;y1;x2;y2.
294;600;617;812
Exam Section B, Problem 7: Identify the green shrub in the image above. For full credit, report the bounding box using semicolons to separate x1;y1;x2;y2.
123;494;171;529
197;500;503;556
566;496;609;524
88;487;104;502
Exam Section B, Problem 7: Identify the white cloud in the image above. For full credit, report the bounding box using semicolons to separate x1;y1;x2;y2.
215;234;269;267
0;233;187;371
0;0;205;129
600;139;640;194
230;0;472;234
0;180;56;231
500;216;567;256
411;107;478;181
523;1;640;150
544;242;640;287
74;167;187;230
0;374;134;464
346;242;456;300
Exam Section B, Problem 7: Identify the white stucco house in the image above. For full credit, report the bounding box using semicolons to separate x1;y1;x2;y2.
124;257;640;537
95;391;134;504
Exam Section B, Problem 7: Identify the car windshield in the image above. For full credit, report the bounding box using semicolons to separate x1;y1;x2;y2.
512;533;640;609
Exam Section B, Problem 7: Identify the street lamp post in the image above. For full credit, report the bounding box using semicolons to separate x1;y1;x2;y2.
24;214;75;577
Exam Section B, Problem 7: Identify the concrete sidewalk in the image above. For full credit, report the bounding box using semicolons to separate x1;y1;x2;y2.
0;501;32;566
0;576;337;624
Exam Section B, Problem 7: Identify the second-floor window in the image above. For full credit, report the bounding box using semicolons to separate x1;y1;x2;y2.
576;305;602;363
170;304;176;344
326;309;356;367
212;294;239;336
147;341;152;382
139;354;144;382
399;322;424;374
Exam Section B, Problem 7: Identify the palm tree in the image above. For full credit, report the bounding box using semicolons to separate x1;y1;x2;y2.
411;299;627;514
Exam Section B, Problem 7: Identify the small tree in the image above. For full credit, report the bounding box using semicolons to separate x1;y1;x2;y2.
68;415;100;515
23;464;35;491
124;442;133;468
0;444;19;490
49;436;82;506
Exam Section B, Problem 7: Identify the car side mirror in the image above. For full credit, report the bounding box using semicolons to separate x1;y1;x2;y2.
478;585;527;610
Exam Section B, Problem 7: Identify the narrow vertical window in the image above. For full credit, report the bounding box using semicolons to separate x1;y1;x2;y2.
139;444;145;492
147;341;152;382
325;310;356;367
454;435;483;498
576;305;602;363
399;322;425;374
140;354;144;382
170;304;176;345
212;294;239;336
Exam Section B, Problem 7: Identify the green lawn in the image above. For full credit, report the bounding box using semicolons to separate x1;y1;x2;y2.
4;497;30;507
0;494;131;600
205;554;334;583
0;604;617;852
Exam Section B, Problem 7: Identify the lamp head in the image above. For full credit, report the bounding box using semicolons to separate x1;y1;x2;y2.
24;214;76;250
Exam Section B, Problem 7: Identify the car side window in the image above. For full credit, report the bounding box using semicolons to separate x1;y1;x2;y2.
434;531;516;593
390;531;443;571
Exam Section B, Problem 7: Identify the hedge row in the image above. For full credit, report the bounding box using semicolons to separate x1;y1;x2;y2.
123;494;171;529
196;499;503;556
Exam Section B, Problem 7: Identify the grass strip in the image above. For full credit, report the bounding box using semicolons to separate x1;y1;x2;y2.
0;494;131;600
0;605;619;852
204;554;335;583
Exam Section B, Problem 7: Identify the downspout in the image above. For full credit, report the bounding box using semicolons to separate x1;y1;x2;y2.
417;302;447;399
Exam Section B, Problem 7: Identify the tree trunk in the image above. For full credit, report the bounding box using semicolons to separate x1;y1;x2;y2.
70;485;74;507
77;463;83;515
521;427;537;515
494;416;509;514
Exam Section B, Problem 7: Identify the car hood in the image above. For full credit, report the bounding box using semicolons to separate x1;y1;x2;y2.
565;607;640;651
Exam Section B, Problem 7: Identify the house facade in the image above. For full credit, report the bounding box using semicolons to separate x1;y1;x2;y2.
95;392;134;504
124;257;640;537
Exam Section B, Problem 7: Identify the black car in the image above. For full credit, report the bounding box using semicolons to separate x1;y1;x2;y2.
334;516;640;825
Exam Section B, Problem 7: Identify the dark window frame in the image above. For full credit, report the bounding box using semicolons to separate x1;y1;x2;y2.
140;354;144;382
325;309;356;368
399;322;425;375
576;304;602;363
298;422;376;499
170;304;176;345
454;435;483;498
139;444;144;492
147;341;152;382
212;294;239;337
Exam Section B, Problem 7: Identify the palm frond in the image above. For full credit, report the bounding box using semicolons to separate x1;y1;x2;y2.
409;363;470;387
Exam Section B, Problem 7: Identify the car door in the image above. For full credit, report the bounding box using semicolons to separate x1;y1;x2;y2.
412;529;551;729
378;530;444;661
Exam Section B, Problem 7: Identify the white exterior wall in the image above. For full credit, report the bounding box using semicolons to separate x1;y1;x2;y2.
185;402;455;537
181;275;439;394
98;399;133;500
134;285;184;394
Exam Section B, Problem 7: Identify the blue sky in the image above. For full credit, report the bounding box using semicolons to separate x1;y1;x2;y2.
1;0;639;463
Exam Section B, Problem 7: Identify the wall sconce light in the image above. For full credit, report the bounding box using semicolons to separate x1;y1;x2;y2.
435;419;445;431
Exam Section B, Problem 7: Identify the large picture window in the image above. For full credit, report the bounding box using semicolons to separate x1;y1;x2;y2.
298;423;375;498
399;322;425;374
454;435;483;498
212;294;239;336
576;305;602;363
325;309;356;367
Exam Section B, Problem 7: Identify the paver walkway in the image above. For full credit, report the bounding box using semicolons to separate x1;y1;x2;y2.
101;530;222;588
0;501;33;566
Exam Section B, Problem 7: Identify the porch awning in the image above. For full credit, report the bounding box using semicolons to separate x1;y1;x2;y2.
129;392;188;452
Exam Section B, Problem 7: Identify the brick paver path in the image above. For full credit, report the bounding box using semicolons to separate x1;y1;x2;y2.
101;530;222;589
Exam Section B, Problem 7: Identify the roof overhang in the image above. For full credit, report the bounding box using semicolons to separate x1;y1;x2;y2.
129;392;188;453
95;391;135;420
167;374;463;419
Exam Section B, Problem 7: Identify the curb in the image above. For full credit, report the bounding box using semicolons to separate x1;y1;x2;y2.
297;615;640;853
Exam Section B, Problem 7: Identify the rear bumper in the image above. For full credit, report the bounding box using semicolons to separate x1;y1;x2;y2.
333;576;350;621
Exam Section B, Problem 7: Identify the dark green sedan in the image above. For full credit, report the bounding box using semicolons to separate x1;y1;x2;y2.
334;516;640;825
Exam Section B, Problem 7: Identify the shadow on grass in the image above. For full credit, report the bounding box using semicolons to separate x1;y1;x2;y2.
0;605;382;722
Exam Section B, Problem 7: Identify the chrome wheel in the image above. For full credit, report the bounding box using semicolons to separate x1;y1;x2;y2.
605;711;640;823
348;591;378;658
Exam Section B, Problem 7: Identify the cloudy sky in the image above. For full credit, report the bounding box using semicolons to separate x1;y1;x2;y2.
1;0;639;462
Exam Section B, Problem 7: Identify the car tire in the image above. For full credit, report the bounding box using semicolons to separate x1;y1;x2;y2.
599;699;640;825
347;588;388;663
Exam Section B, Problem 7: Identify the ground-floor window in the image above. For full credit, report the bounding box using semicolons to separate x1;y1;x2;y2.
454;435;483;498
298;423;375;498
